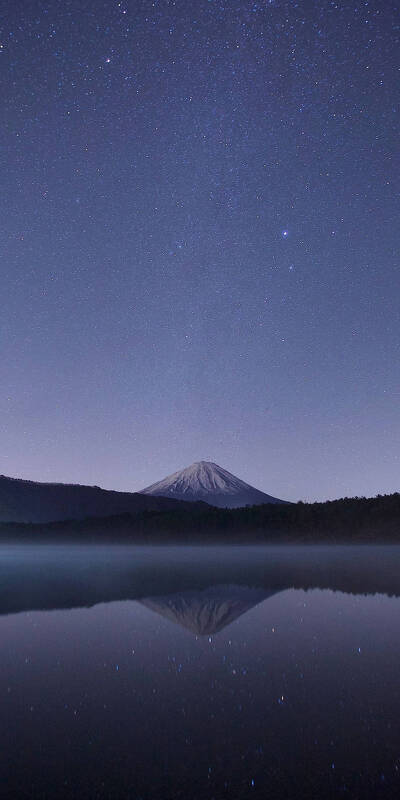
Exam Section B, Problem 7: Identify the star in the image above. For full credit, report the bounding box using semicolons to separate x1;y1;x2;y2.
0;0;396;503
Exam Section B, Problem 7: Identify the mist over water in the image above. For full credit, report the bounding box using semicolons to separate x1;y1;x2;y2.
1;545;400;798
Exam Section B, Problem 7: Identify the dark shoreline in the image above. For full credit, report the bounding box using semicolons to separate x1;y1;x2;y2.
1;491;399;544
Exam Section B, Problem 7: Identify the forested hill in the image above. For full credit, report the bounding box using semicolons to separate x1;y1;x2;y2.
0;474;205;523
1;492;399;543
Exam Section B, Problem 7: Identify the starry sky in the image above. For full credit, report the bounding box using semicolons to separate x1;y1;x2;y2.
1;0;398;501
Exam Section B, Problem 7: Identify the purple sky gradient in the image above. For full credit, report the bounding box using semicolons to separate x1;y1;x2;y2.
1;0;398;501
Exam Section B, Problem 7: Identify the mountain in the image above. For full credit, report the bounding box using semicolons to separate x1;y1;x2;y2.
0;474;205;524
139;585;275;635
140;460;287;508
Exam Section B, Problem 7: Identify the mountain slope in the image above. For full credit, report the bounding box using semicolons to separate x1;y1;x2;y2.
0;474;205;524
140;461;287;508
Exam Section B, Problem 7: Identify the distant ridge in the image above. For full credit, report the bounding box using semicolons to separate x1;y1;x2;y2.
0;474;205;524
140;460;288;508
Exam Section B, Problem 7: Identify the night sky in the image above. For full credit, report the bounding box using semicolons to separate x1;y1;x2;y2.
1;0;398;501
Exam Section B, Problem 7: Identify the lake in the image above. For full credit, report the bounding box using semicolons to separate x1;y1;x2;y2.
1;545;400;799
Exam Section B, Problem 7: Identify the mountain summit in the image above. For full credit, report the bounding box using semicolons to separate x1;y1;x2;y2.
140;461;287;508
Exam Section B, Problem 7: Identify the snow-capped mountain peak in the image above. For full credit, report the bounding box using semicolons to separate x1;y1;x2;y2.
140;461;287;508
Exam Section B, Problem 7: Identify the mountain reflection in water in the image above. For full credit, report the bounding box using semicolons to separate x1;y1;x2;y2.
0;545;400;800
1;544;400;617
140;585;274;635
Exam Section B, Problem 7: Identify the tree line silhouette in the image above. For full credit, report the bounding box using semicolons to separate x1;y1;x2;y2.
1;492;399;543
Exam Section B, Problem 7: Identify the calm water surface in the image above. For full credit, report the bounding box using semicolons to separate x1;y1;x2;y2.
1;545;400;799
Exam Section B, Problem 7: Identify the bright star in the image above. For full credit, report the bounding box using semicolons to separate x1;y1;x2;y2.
282;230;289;238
